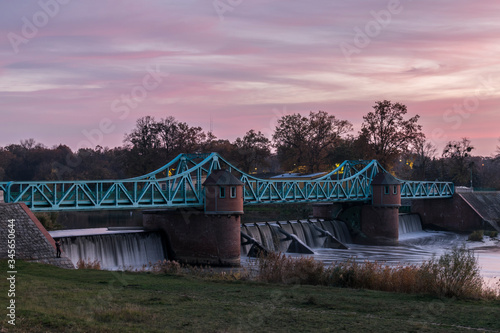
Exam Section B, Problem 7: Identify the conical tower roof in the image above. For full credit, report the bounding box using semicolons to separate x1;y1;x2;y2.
203;169;244;186
371;172;401;185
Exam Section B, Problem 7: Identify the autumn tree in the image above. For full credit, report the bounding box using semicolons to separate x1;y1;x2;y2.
327;134;372;165
123;116;207;175
273;111;352;173
233;130;271;173
0;148;14;181
200;132;239;158
360;100;424;169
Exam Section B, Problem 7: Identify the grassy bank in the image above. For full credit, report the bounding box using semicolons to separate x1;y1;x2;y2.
1;260;500;332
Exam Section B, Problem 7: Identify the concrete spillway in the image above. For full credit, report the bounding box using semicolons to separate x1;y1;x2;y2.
49;228;166;270
459;192;500;231
399;214;423;235
412;191;500;232
240;219;351;256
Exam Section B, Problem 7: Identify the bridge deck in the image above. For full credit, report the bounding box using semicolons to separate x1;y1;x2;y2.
0;153;454;211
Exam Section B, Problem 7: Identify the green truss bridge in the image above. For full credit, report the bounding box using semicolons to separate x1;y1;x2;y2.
0;153;454;212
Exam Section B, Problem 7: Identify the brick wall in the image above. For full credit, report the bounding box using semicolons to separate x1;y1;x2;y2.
0;203;74;269
411;195;485;232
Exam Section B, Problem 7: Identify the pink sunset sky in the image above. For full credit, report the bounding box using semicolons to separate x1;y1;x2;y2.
1;0;499;156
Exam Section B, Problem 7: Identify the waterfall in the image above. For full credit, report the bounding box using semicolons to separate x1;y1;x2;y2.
252;223;273;252
241;224;265;255
270;223;292;252
58;232;166;270
307;220;328;247
290;221;307;244
298;220;317;247
241;219;352;256
321;220;352;244
399;214;423;235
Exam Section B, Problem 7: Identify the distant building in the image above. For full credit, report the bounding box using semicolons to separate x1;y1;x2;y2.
269;172;327;180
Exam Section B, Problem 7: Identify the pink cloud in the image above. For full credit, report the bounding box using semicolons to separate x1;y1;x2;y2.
1;0;499;157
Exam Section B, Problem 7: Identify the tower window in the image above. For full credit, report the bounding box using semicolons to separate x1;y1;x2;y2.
393;186;398;194
384;186;389;195
230;186;236;198
220;187;225;198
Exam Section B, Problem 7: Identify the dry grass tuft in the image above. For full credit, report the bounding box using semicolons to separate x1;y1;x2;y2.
255;245;499;300
76;258;101;270
149;259;250;281
151;259;182;275
484;230;498;238
257;252;325;285
468;230;484;241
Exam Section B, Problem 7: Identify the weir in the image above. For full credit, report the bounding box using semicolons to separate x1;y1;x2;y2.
0;153;457;267
399;214;423;235
43;212;424;270
241;219;351;256
50;228;166;270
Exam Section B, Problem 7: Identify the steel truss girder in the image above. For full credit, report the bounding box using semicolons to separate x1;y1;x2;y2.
0;153;454;211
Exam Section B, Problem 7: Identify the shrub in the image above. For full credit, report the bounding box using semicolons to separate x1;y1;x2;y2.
257;252;324;285
255;246;498;299
151;260;182;275
76;259;101;270
484;230;498;238
468;230;484;241
419;245;484;298
324;259;422;293
35;212;63;231
149;260;250;281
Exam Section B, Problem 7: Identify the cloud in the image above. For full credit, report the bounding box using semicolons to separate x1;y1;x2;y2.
0;0;499;156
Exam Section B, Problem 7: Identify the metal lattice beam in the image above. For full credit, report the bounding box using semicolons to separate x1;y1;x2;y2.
0;153;454;211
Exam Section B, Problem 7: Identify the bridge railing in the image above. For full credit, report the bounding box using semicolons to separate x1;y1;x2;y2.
0;153;455;211
1;178;202;210
235;159;382;204
0;153;223;211
0;182;7;202
400;180;454;198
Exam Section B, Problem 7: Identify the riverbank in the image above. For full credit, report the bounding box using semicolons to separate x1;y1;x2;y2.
1;260;499;332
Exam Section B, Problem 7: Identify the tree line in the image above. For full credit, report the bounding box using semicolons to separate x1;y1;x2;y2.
1;100;499;189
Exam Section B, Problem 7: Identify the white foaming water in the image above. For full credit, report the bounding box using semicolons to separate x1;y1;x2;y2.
51;229;166;270
244;229;500;284
399;214;423;234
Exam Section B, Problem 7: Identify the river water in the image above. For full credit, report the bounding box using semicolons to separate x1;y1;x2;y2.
246;230;500;288
52;224;500;288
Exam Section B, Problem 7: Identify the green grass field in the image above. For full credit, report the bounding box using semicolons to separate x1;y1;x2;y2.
1;260;499;332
